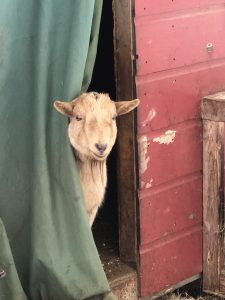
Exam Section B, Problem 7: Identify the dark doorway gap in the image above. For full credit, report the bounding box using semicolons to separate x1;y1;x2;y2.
88;1;119;259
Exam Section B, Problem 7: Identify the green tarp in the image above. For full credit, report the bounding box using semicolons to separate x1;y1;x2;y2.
0;1;116;299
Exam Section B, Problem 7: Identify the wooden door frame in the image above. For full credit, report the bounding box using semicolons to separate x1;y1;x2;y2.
113;0;139;266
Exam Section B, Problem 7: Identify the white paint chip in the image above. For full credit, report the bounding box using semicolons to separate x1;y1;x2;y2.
139;135;150;175
142;109;156;127
146;178;153;188
153;130;176;145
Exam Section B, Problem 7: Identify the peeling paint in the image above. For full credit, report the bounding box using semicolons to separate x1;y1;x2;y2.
153;130;176;145
139;135;150;175
146;178;153;188
141;181;145;188
142;109;156;127
189;213;196;220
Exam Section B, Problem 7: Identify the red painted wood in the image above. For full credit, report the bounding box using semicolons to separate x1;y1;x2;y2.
135;0;225;17
137;62;225;132
135;0;225;296
139;123;202;188
135;1;225;298
140;228;202;296
135;6;225;75
140;175;202;245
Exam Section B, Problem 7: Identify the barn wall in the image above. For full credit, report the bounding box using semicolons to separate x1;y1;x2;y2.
134;1;225;297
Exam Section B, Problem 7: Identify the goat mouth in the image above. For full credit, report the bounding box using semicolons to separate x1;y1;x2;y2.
90;151;107;160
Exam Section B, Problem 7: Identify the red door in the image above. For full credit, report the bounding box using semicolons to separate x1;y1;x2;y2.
135;1;225;297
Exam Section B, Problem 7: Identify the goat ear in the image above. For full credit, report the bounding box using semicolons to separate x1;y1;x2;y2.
54;100;74;117
115;99;140;116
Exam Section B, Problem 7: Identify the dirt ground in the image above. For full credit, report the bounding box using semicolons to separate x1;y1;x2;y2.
93;218;224;300
165;296;223;300
159;279;225;300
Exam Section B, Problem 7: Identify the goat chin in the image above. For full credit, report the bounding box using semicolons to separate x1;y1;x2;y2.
90;153;108;161
73;149;108;163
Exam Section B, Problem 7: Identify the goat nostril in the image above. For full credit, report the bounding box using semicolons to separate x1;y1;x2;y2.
95;143;107;153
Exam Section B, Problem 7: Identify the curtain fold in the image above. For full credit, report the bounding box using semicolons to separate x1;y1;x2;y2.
0;1;116;299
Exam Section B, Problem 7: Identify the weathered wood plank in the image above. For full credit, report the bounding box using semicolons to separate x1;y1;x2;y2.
202;118;224;293
220;271;225;294
140;175;202;245
135;7;225;75
140;228;202;296
202;92;225;122
113;0;138;265
135;0;225;17
136;64;225;132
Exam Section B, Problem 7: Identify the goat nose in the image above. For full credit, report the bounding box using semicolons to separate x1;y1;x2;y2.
95;143;107;153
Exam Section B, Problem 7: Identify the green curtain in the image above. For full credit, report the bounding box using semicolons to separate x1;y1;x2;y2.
0;1;116;299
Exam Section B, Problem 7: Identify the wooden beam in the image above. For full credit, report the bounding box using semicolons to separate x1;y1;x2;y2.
201;92;225;294
113;0;138;265
201;91;225;122
202;119;224;292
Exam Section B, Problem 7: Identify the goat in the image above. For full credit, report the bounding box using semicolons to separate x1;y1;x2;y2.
54;92;140;226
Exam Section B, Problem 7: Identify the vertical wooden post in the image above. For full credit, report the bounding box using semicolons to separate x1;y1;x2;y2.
202;120;224;292
113;0;138;265
201;92;225;296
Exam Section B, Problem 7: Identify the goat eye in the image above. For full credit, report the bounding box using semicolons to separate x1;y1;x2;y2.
112;114;117;121
75;115;83;121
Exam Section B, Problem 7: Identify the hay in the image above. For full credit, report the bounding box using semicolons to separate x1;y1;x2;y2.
167;294;205;300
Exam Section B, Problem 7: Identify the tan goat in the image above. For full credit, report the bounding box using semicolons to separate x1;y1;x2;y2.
54;92;140;226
